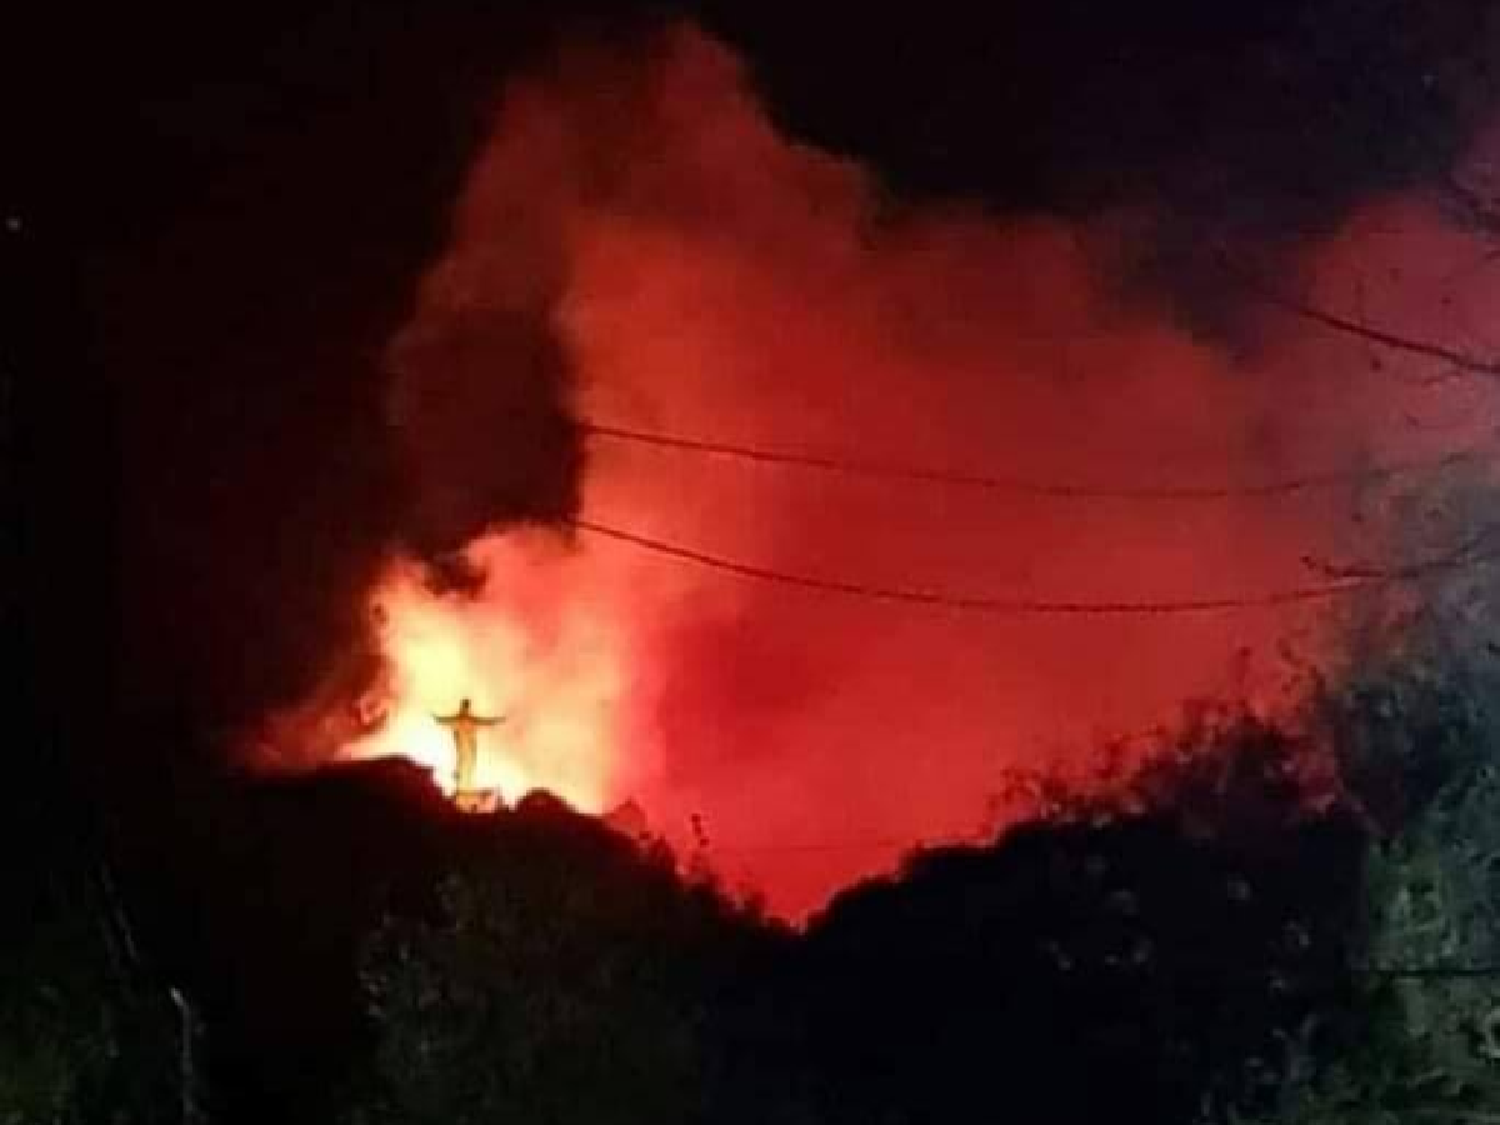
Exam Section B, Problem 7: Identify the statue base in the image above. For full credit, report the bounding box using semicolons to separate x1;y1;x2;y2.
454;788;502;814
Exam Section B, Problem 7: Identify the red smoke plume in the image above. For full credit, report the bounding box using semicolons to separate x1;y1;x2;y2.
326;26;1498;916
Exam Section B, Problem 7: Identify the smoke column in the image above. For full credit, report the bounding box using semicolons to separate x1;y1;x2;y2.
337;25;1499;915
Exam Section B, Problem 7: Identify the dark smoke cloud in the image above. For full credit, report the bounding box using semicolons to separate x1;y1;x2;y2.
388;308;581;565
703;4;1498;221
88;6;556;742
701;2;1500;335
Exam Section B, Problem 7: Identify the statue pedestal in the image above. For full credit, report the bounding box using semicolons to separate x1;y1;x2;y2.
455;788;502;814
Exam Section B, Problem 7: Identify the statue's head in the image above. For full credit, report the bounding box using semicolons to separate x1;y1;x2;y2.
459;697;472;714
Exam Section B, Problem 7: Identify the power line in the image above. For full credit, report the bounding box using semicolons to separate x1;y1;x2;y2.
1210;245;1500;380
581;419;1496;500
570;516;1497;617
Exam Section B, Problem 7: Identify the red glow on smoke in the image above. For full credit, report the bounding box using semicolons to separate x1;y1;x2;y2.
326;26;1500;916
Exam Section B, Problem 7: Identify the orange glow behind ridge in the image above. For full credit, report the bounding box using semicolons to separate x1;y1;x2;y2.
341;533;625;814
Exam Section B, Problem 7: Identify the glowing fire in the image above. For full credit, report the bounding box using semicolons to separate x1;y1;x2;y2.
340;531;625;813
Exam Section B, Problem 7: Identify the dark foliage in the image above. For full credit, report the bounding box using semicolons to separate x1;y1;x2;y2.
348;796;804;1125
794;816;1362;1125
342;735;1365;1125
117;759;455;1125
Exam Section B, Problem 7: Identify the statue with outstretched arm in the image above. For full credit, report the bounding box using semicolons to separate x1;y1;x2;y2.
433;698;504;795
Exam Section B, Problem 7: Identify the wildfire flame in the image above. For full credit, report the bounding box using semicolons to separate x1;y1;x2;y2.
340;531;625;813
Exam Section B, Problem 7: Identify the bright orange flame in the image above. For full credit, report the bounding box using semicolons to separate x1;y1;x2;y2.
341;531;625;813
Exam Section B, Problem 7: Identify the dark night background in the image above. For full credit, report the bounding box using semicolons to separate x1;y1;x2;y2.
4;3;1499;1123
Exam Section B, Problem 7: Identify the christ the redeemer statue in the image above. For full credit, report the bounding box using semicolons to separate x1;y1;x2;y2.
433;698;504;796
